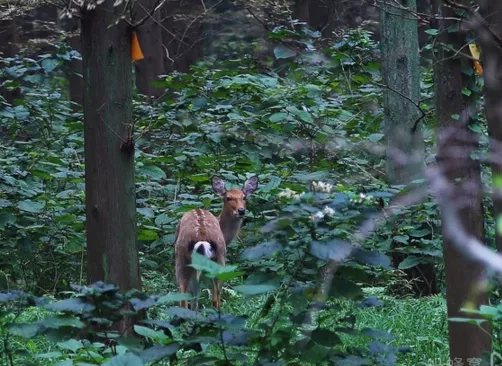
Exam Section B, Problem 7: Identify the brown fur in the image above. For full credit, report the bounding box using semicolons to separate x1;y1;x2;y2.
174;209;226;310
174;176;259;310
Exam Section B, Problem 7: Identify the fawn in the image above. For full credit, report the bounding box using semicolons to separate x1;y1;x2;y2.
174;175;259;310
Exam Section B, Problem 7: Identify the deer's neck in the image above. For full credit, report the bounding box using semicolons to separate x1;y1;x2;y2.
218;210;243;246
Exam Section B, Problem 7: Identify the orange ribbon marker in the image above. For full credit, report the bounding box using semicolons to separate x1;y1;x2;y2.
131;31;144;61
469;43;483;76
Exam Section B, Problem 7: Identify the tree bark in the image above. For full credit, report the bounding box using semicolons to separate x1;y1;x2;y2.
161;0;204;73
433;0;491;362
479;2;502;254
80;1;142;314
60;13;83;110
135;0;165;98
0;17;20;103
380;0;423;184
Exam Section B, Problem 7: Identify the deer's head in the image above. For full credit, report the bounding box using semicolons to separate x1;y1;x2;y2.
212;175;259;219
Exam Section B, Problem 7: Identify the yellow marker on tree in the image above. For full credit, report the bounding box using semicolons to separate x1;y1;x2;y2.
469;43;483;76
131;31;144;61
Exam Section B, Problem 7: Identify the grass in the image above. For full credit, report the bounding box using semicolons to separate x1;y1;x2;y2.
2;278;450;365
156;283;450;365
346;287;449;365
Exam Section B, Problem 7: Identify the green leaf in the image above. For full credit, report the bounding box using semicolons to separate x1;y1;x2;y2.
260;177;281;193
448;317;487;326
327;278;363;299
55;361;74;366
398;256;428;270
352;248;391;268
8;323;42;338
408;229;430;238
41;58;59;73
139;344;180;364
137;207;155;218
134;325;169;341
241;241;280;261
154;213;174;227
41;315;84;329
273;45;297;59
392;235;409;244
234;284;277;296
46;298;96;313
0;213;16;228
310;240;352;262
368;133;384;142
139;165;166;181
311;327;341;347
190;252;238;279
57;339;83;352
103;353;144;366
157;293;192;304
269;112;288;123
35;351;63;359
286;106;313;123
138;229;159;241
425;29;439;35
17;200;45;213
468;123;483;134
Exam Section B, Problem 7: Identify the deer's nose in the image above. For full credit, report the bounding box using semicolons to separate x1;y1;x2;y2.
238;207;246;216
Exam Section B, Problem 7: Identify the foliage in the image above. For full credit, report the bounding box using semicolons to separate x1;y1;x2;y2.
0;26;453;365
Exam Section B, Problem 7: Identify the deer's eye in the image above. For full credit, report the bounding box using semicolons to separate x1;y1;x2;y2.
226;196;232;201
243;195;247;201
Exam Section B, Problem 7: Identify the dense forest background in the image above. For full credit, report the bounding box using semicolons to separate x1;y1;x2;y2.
2;0;502;365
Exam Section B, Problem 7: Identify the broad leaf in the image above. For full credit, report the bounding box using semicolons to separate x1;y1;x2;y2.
17;200;45;213
234;284;277;296
274;45;297;59
139;344;179;363
103;353;144;366
310;240;352;262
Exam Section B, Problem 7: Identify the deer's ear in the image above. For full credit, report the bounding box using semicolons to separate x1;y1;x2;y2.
212;176;227;196
243;176;259;196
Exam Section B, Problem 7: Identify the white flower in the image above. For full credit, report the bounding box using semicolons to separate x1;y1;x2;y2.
278;188;304;199
323;206;335;216
311;211;325;222
312;181;333;194
360;192;366;199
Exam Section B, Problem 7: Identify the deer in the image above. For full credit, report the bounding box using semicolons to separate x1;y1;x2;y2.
174;175;259;310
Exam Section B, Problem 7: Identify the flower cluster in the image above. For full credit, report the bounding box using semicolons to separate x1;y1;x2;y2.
311;206;336;223
278;188;304;199
312;181;333;193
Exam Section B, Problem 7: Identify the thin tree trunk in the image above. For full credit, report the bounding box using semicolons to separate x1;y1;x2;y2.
60;13;83;110
0;17;20;103
380;0;423;184
479;2;502;254
161;0;204;73
80;1;142;334
67;34;83;110
433;0;491;362
135;0;165;98
294;0;310;24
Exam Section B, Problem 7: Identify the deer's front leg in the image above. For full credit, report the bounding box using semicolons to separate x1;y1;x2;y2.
212;279;222;310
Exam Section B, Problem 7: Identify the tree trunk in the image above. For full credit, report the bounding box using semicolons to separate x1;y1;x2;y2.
161;0;205;73
380;0;423;184
433;0;492;362
67;34;84;110
135;0;165;98
80;1;142;319
479;2;502;254
0;17;20;103
59;13;83;110
294;0;310;24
